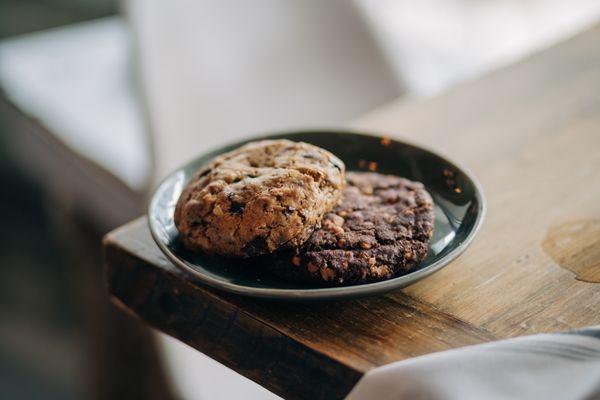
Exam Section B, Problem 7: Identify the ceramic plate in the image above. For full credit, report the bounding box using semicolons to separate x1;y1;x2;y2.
148;130;485;301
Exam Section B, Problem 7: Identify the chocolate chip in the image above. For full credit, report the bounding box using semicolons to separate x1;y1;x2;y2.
229;201;245;215
331;160;342;171
196;168;210;178
242;236;269;256
190;220;207;228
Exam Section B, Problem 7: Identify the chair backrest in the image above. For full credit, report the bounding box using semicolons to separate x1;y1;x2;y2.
125;0;401;180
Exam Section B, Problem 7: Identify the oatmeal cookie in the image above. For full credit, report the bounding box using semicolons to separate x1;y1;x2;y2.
174;139;345;257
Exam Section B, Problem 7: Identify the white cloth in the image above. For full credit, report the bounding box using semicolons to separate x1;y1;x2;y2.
347;326;600;400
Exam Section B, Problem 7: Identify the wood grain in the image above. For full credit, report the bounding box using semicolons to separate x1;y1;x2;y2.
352;23;600;338
104;24;600;400
104;219;494;400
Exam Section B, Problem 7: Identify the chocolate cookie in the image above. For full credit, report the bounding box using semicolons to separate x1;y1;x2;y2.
267;172;435;285
174;140;345;258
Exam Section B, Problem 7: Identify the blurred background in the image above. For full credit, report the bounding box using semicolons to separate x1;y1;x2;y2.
1;1;599;399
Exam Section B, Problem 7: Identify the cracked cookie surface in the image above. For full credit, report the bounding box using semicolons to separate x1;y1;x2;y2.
174;140;345;257
266;171;435;285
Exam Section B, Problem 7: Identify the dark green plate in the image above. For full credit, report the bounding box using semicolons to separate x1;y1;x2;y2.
148;130;485;301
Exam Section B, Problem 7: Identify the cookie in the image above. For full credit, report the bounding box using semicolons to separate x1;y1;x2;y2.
267;171;435;285
174;139;345;258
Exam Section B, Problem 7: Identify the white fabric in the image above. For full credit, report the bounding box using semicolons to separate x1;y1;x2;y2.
347;327;600;400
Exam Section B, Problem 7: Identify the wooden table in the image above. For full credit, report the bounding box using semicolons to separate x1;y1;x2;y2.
104;25;600;400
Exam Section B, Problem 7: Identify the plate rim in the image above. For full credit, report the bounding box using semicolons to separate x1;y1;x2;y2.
147;129;486;301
